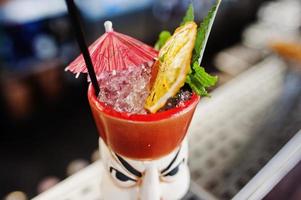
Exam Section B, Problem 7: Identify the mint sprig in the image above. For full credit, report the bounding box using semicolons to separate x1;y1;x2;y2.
153;1;222;97
193;0;221;64
180;3;195;25
154;3;195;50
186;1;221;96
186;62;218;96
154;31;171;50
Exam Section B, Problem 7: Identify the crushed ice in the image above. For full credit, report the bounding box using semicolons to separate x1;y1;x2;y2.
97;64;151;114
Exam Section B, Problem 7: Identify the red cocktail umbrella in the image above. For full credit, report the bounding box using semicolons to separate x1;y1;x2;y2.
66;21;158;78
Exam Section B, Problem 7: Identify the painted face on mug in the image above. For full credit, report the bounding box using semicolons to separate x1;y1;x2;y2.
99;138;190;200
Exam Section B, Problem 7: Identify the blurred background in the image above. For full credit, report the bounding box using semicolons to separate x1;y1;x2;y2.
0;0;300;199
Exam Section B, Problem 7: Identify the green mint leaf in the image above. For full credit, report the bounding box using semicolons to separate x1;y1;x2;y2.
186;75;209;96
186;62;217;96
192;62;218;87
180;3;194;25
154;30;171;50
186;0;221;97
193;0;221;64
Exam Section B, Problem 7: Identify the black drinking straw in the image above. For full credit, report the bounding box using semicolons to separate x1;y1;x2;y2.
65;0;100;95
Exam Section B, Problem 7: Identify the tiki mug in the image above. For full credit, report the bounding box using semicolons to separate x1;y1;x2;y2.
88;85;200;200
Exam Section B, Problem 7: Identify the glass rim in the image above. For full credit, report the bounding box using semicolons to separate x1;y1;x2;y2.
88;84;200;122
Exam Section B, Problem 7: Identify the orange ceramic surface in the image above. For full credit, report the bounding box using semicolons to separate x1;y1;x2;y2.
88;84;199;160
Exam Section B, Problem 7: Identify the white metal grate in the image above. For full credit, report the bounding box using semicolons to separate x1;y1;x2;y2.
188;56;300;199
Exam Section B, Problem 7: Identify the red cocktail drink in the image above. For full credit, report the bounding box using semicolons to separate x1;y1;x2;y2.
88;84;199;160
65;0;221;197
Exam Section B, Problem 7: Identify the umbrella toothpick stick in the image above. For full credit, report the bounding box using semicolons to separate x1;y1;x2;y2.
65;0;100;95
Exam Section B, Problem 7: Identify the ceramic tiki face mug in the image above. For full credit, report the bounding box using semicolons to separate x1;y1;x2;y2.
88;85;200;200
67;1;221;198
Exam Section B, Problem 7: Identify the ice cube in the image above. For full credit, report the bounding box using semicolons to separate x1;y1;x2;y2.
98;64;152;114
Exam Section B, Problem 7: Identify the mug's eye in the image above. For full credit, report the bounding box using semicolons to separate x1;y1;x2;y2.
109;167;137;187
161;159;185;182
165;165;179;177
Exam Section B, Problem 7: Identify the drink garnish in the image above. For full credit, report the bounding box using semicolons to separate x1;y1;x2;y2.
180;3;195;26
153;3;195;51
188;0;221;96
154;31;172;51
144;22;197;113
65;21;158;78
145;1;221;112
